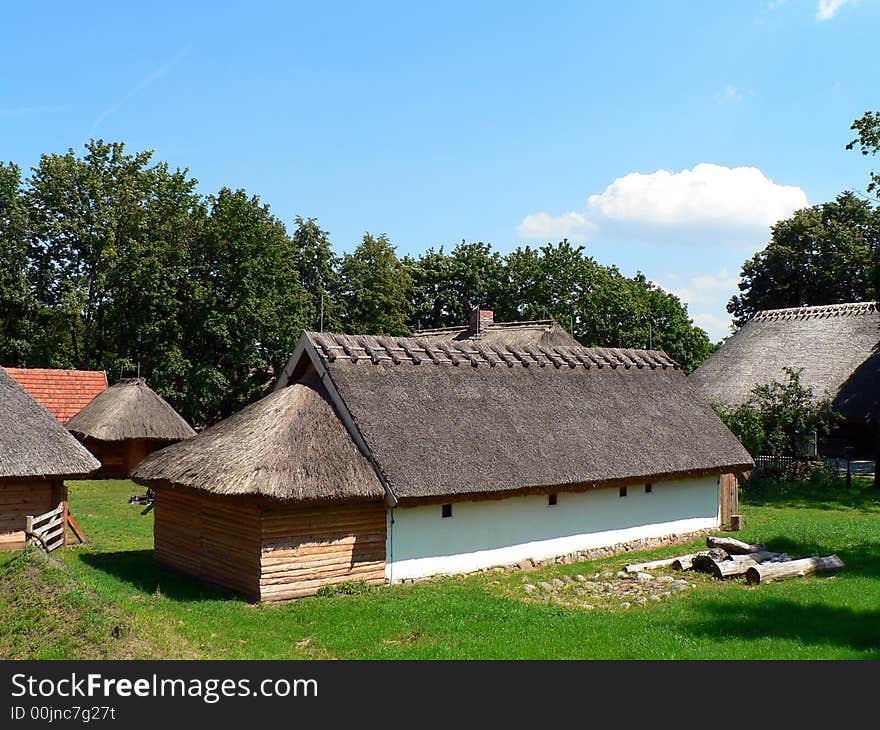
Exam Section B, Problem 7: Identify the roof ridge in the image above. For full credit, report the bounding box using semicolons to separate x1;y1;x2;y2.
415;319;560;335
307;332;679;370
752;301;878;322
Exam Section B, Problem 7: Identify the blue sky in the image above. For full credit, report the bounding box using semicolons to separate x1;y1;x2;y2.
1;0;877;340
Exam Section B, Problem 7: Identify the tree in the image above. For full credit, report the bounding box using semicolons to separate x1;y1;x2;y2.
0;162;36;365
338;233;411;335
290;216;342;332
714;368;839;458
727;192;880;326
848;110;880;195
406;241;508;330
182;188;312;425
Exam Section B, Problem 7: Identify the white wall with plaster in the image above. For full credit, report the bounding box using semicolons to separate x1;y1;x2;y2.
385;476;720;581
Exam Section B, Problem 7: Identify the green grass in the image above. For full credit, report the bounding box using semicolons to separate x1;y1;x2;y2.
2;476;880;659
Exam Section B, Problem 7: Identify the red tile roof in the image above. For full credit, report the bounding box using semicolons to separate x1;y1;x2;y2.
5;368;108;424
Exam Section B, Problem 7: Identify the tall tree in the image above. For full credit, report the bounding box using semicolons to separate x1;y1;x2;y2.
338;233;411;335
182;188;311;425
848;110;880;195
0;162;36;364
406;241;508;330
728;192;880;326
290;216;342;332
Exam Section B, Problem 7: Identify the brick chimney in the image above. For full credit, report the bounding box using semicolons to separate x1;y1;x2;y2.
468;308;494;337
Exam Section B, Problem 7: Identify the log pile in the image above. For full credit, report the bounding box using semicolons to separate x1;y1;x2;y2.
627;536;844;585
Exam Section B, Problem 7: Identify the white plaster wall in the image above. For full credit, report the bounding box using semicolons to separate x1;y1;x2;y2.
386;476;720;581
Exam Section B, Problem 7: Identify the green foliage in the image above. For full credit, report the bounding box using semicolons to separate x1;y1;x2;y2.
407;239;712;372
338;233;412;335
714;403;766;457
316;580;374;597
728;192;880;326
848;110;880;195
0;162;36;365
714;368;840;458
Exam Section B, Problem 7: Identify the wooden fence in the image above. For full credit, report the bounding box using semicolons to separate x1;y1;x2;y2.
26;502;66;552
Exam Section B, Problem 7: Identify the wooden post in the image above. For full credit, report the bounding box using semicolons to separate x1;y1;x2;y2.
25;514;33;546
62;500;69;547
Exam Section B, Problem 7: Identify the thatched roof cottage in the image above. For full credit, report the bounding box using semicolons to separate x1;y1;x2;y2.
67;378;196;478
0;366;99;550
5;367;108;424
134;322;751;602
690;302;880;457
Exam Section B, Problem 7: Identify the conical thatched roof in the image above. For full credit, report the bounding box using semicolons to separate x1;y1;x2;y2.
132;381;384;502
66;378;195;443
690;302;880;420
0;366;100;479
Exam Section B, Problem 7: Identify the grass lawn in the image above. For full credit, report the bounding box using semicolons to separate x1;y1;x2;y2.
2;476;880;659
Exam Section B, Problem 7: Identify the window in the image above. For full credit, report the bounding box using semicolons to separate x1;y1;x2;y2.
619;486;627;498
548;494;558;506
441;503;453;518
645;483;653;494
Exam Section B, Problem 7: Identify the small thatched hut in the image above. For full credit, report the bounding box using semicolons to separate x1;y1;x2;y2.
134;324;752;602
67;378;196;478
690;302;880;458
0;367;99;550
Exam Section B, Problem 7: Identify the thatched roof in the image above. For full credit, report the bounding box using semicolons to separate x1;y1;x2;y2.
132;381;384;502
0;366;99;479
690;302;880;420
292;332;752;501
66;378;195;443
5;368;108;424
417;319;581;349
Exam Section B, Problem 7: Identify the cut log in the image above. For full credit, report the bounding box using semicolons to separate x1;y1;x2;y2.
671;552;708;571
706;536;766;554
746;555;845;584
693;550;790;579
625;556;688;573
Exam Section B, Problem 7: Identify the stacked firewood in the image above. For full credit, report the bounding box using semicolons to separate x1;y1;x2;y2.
626;536;844;584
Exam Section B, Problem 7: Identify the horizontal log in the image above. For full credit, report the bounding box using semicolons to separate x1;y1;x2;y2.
626;555;694;573
706;536;766;555
260;562;386;586
746;555;844;584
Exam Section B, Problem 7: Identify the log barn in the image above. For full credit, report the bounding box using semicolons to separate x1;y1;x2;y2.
0;366;99;550
690;302;880;459
134;321;752;602
67;378;196;478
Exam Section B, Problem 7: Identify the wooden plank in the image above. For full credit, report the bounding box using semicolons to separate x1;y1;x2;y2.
67;513;88;544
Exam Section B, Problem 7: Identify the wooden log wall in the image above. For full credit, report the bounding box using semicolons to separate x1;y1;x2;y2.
0;478;65;550
259;500;387;602
153;485;263;600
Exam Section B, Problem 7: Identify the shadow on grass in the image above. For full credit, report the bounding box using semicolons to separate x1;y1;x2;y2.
79;550;243;603
685;597;880;656
741;477;880;512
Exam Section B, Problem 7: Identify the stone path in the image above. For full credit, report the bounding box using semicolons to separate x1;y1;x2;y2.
521;569;696;610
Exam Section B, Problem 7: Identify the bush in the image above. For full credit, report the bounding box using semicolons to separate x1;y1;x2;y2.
714;367;840;458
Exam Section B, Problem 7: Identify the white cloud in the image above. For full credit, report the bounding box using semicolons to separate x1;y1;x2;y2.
817;0;851;20
714;84;742;104
517;163;807;247
655;269;739;341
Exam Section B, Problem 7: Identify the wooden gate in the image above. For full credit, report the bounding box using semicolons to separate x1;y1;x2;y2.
26;502;66;552
720;473;740;530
